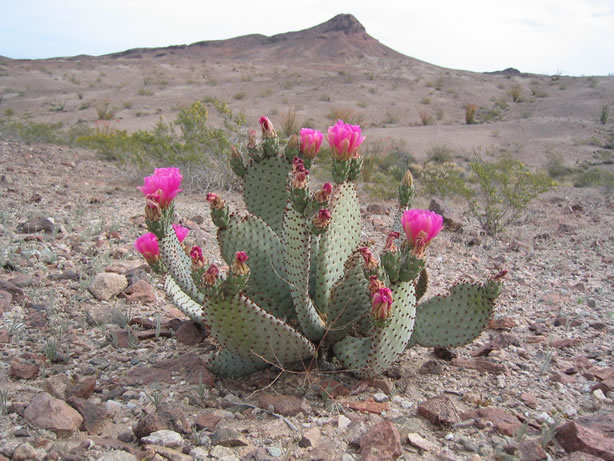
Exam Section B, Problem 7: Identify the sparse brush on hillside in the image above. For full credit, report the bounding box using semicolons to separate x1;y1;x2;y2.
600;105;609;125
78;99;245;189
280;106;299;138
0;118;91;146
465;104;477;124
327;106;367;126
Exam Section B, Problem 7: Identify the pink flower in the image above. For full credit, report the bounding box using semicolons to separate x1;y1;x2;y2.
190;245;205;268
259;116;276;138
401;209;443;253
231;251;249;276
203;264;219;286
371;287;394;320
172;223;189;242
326;120;366;161
138;168;183;209
299;128;324;159
206;192;225;209
134;233;160;263
314;182;333;203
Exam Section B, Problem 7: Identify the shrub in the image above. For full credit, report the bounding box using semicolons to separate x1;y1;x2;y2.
418;110;434;126
420;161;467;199
600;105;609;125
96;102;115;121
545;152;572;179
279;106;299;138
461;156;556;235
426;145;453;163
78;99;242;189
509;83;523;102
574;168;614;190
465;104;477;124
327;106;367;126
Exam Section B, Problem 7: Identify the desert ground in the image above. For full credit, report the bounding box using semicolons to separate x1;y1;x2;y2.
0;14;613;461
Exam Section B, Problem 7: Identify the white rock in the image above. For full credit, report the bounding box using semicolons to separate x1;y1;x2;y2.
593;389;606;401
338;414;352;429
209;445;238;460
89;272;128;301
373;392;389;403
141;429;183;448
96;451;138;461
536;412;555;425
189;447;209;461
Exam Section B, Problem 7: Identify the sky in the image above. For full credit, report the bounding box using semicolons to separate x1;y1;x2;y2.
1;0;613;76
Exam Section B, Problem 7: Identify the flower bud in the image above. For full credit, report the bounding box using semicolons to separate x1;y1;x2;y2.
206;192;225;210
247;129;257;149
384;231;400;252
313;209;331;229
231;251;249;276
259;116;277;138
299;128;324;160
202;264;219;286
368;275;386;295
190;245;206;269
314;182;333;203
359;247;378;271
371;287;393;320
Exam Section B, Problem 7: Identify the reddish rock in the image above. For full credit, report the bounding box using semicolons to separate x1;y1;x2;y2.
344;399;389;415
471;333;520;357
0;280;24;302
550;372;576;385
585;366;614;381
134;413;167;439
368;378;395;395
257;393;311;416
24;392;83;436
44;374;71;399
122;280;156;304
195;412;222;431
592;379;614;393
317;378;350;398
309;440;341;460
417;395;461;426
461;408;523;436
9;359;39;380
488;317;517;330
559;452;605;460
517;440;547;461
0;329;8;343
557;420;614;460
575;412;614;437
67;396;108;435
0;290;12;311
551;338;582;349
68;376;96;399
451;357;510;375
520;393;538;409
175;320;206;345
360;420;402;461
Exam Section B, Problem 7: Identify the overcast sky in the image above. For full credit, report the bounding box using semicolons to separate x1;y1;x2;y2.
2;0;613;76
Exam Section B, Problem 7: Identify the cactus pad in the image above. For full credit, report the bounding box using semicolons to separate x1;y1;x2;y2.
243;156;290;235
315;183;361;315
209;348;268;378
164;276;205;324
204;294;316;369
218;214;294;319
411;281;500;348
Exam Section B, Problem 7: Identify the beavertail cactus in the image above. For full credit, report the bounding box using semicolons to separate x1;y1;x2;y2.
135;117;505;378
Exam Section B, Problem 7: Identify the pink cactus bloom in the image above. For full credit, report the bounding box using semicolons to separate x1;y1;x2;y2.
231;251;249;276
371;287;394;320
206;192;225;209
401;209;443;252
134;233;160;263
326;120;366;161
172;223;189;242
259;115;276;138
299;128;324;159
313;209;332;229
138;168;183;209
190;245;205;265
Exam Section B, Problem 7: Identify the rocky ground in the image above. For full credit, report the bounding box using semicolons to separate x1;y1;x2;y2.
0;139;613;461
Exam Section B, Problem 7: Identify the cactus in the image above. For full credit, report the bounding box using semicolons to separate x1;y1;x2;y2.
134;118;505;378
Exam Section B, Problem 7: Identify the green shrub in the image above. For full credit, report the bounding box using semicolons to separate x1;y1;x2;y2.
601;105;609;125
78;99;242;189
0;118;92;146
420;161;467;199
426;145;453;163
574;168;614;190
545;152;572;179
461;156;556;235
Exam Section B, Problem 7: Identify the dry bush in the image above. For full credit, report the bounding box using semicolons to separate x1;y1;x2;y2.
465;104;477;124
509;83;523;102
418;110;434;126
280;106;299;137
327;106;367;126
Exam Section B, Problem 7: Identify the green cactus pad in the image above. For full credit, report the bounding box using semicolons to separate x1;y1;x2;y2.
218;213;294;319
415;269;428;302
209;348;268;378
333;281;416;378
327;253;370;343
315;183;361;315
243;156;290;236
204;294;316;370
410;281;500;348
282;206;325;341
164;276;205;324
159;224;205;304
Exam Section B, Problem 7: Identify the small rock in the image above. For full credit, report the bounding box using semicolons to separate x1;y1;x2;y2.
44;374;71;400
189;447;209;461
338;414;352;429
96;451;138;461
407;433;439;452
551;337;582;349
195;412;222;431
89;273;128;301
309;440;341;461
7;273;34;288
0;290;12;311
344;399;388;415
461;408;523;436
12;443;38;461
122;280;156;304
417;395;461;426
17;217;55;234
520;393;537;409
210;427;248;447
125;266;150;285
24;392;83;436
433;347;457;361
373;392;389;403
69;376;97;399
536;412;555;425
517;440;547;461
367;378;394;395
0;280;25;302
299;427;321;448
366;203;387;215
267;446;282;458
360;420;402;460
451;357;510;375
419;359;442;375
9;359;40;379
209;445;238;460
345;420;369;447
67;396;108;435
175;320;206;345
257;393;311;416
592;389;606;401
134;413;167;439
488;317;517;330
141;429;183;448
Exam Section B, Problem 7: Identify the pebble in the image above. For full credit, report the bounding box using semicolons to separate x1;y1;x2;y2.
536;412;555;425
338;414;352;429
592;389;606;400
267;446;282;457
141;429;183;447
373;392;389;402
